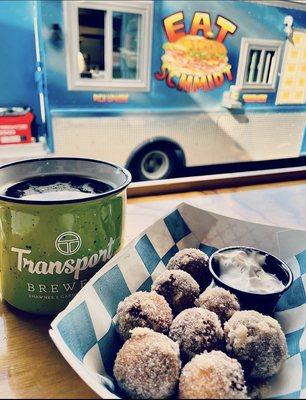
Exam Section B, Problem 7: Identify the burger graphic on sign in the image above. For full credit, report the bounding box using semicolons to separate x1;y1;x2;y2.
162;34;229;77
155;12;237;93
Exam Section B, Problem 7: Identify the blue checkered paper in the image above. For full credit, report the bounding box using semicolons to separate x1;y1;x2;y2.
50;203;306;399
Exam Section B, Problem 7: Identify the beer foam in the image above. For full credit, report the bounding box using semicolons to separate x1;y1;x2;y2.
3;175;113;201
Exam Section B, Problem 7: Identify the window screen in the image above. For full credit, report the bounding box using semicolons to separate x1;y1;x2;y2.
246;49;276;84
236;38;282;91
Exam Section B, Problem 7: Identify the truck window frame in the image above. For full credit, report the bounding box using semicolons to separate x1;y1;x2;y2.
64;0;153;92
236;38;283;92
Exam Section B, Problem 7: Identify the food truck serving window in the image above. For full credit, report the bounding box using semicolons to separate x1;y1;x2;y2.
236;38;283;92
64;1;153;91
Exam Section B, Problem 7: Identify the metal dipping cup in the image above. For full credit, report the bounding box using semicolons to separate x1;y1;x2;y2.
209;246;293;315
0;157;131;315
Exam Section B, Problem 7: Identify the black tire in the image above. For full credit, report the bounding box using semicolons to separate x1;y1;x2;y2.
130;144;177;181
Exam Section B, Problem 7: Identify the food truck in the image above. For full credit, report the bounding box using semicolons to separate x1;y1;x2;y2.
0;0;305;180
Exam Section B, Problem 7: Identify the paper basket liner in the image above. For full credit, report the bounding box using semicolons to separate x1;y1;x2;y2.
50;203;306;399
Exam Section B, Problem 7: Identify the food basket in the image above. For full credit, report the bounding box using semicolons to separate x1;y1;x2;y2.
50;203;306;399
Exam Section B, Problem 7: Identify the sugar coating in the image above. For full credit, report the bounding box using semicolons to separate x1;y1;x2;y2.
116;291;173;341
247;380;271;399
196;287;240;325
224;310;288;379
169;307;223;360
179;350;247;399
114;328;181;399
152;270;200;315
167;248;211;289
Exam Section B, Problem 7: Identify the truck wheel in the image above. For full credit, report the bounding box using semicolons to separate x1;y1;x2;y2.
132;146;176;181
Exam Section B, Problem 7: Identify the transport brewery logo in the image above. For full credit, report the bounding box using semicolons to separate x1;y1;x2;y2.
155;11;238;93
55;231;82;256
11;236;116;280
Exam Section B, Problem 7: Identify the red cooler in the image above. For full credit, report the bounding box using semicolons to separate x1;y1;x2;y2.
0;107;34;145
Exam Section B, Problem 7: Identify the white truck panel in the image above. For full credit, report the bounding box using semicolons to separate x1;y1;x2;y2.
52;112;305;168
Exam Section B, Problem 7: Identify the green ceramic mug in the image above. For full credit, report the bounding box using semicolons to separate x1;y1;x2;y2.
0;157;131;315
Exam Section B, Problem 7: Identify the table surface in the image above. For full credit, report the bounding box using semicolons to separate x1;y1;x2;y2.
1;179;306;399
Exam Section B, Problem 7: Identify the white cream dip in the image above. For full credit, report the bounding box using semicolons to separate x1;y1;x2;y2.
215;249;285;294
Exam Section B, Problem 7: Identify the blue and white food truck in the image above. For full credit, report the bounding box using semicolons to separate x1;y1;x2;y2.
0;0;305;180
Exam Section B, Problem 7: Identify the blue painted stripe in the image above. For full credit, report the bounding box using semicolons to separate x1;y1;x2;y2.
162;244;179;266
286;329;304;357
57;302;97;361
164;210;191;243
199;243;218;257
138;276;154;292
93;265;131;317
301;350;306;390
276;391;300;399
276;277;305;311
135;235;160;274
296;250;306;275
98;322;121;376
